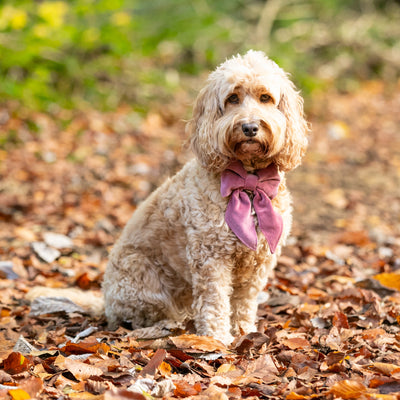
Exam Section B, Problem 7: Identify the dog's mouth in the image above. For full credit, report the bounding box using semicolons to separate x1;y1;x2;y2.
234;140;267;156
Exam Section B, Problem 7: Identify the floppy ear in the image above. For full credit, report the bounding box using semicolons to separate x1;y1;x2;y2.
275;78;309;171
186;82;229;171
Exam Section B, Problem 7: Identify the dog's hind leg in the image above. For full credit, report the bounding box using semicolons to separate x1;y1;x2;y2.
103;252;185;331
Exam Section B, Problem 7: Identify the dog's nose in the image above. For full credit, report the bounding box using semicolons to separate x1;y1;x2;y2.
242;122;259;137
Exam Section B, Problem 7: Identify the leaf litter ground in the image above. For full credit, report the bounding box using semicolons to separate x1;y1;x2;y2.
1;81;400;399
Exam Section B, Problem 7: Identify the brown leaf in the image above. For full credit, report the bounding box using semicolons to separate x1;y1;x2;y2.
286;392;309;400
362;328;386;340
173;381;202;397
61;339;110;355
332;312;350;329
372;362;400;376
18;377;43;398
63;358;103;380
282;337;311;350
324;188;348;209
3;352;34;375
138;348;166;377
169;334;227;352
104;388;147;400
234;332;269;354
336;230;371;246
329;380;367;399
75;272;93;290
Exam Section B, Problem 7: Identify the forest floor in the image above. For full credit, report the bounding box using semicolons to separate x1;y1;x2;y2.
0;80;400;400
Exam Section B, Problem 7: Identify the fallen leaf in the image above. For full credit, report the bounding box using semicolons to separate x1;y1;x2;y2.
75;272;93;290
362;328;386;340
29;296;85;316
329;380;367;399
217;363;236;374
374;273;400;291
0;261;19;279
18;377;43;398
61;340;110;355
324;189;348;209
8;389;31;400
104;388;147;400
336;230;371;246
43;232;73;249
138;349;167;377
286;392;309;400
372;362;400;376
169;334;227;352
158;361;172;377
31;242;61;263
173;381;201;397
332;311;350;329
3;352;34;375
14;227;37;242
282;337;311;350
63;358;103;380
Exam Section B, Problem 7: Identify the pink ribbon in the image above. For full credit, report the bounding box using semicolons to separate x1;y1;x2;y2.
221;161;283;253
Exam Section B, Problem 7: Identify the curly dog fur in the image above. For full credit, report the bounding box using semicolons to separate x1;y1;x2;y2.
102;50;309;344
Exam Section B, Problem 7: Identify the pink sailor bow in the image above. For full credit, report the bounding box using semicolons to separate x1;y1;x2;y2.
221;160;283;253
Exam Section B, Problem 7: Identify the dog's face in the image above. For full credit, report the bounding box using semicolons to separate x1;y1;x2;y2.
187;50;309;172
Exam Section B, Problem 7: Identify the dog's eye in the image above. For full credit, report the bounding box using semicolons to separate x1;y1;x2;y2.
226;94;239;104
260;94;271;103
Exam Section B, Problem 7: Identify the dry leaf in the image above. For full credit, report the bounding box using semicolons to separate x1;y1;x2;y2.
63;358;103;380
282;337;311;350
332;311;350;329
104;388;146;400
336;230;371;246
374;273;400;291
217;363;236;374
3;352;34;375
329;380;367;399
324;189;348;209
173;381;202;397
8;389;31;400
372;362;400;376
61;340;110;355
139;348;166;376
286;392;309;400
362;328;386;340
158;361;172;376
169;334;227;352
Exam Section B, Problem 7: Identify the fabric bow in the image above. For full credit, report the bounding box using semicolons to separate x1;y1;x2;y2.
221;160;283;253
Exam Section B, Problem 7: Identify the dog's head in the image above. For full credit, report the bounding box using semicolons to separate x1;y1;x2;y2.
187;50;309;172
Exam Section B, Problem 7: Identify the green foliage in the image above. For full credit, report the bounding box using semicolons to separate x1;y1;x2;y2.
0;0;399;111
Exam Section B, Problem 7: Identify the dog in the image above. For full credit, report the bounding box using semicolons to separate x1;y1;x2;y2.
102;50;309;345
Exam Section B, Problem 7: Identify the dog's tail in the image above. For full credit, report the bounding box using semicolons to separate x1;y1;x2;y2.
26;287;183;339
26;286;104;317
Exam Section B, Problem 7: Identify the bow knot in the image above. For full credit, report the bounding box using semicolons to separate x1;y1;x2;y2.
221;160;283;253
243;174;258;192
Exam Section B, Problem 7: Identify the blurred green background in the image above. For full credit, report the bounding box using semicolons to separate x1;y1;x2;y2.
0;0;399;111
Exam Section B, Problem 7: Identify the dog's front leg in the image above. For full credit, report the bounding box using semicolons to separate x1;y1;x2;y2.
190;260;234;345
231;255;277;335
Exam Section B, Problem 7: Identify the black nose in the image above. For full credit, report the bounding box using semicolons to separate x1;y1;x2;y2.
242;122;259;137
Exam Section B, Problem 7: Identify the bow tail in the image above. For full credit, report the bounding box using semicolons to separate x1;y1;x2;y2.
225;191;258;250
254;192;283;254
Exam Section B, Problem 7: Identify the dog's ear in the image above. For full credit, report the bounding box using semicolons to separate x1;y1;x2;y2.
186;82;227;170
275;79;309;171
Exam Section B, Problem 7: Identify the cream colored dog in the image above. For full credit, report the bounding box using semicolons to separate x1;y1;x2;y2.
102;50;308;344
